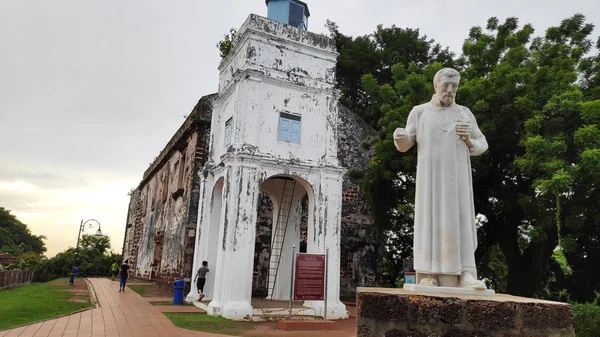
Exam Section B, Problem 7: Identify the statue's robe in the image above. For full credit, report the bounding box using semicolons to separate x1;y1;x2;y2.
394;97;488;275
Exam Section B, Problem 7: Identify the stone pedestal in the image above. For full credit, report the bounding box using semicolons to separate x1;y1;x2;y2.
356;287;575;337
404;284;495;296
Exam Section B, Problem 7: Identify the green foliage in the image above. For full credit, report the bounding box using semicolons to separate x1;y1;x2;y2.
0;207;46;257
0;280;92;330
326;20;454;127
217;28;237;59
34;235;121;282
573;303;600;337
346;169;365;182
553;247;573;276
485;244;508;292
7;252;44;270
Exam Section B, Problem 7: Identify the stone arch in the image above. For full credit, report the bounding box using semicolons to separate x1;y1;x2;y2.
254;174;313;300
202;177;224;301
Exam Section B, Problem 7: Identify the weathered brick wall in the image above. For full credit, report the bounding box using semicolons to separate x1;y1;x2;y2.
0;270;34;290
356;289;575;337
252;191;274;297
123;188;141;270
123;95;215;287
338;104;379;300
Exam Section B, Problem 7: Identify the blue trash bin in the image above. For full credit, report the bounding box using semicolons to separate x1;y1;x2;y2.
173;279;185;305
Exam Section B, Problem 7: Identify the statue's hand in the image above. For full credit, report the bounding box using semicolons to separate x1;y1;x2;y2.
456;122;474;149
393;128;407;139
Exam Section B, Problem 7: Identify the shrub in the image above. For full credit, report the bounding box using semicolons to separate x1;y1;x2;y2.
572;303;600;337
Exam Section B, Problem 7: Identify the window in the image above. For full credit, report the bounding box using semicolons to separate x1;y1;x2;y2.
172;154;186;199
278;112;301;144
162;170;169;202
224;117;233;147
177;153;186;190
289;2;305;29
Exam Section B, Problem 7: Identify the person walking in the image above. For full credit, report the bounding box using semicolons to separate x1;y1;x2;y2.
110;261;119;281
193;261;209;301
119;259;130;292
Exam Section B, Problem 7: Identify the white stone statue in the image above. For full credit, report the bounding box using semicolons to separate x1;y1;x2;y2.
394;68;488;290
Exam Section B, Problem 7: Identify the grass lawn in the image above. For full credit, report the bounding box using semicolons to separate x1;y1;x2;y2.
0;278;92;330
163;312;254;336
128;285;147;296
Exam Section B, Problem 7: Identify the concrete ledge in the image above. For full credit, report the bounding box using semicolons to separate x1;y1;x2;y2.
356;287;575;337
277;320;338;331
84;278;99;308
404;283;495;296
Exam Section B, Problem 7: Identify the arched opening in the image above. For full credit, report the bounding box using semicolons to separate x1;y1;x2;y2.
252;174;313;301
203;177;224;300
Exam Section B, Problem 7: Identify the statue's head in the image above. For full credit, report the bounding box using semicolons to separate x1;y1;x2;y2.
433;68;461;106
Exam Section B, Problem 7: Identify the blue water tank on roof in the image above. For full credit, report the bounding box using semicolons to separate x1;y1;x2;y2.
266;0;310;30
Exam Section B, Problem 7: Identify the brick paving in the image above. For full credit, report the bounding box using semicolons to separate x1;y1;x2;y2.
0;278;226;337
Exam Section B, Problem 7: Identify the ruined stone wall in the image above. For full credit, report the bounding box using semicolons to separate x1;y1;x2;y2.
252;191;273;297
123;95;215;286
134;136;197;283
123;189;141;270
337;104;379;300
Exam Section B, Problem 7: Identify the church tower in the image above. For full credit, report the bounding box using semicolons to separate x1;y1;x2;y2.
189;0;347;320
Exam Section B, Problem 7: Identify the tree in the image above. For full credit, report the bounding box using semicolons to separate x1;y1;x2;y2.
34;235;121;282
362;15;600;299
326;20;455;127
361;62;444;287
0;207;46;256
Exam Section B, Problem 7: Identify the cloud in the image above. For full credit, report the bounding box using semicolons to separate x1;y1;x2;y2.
0;181;34;191
0;162;136;257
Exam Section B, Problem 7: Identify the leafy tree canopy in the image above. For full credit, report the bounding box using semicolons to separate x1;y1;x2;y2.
34;234;121;282
0;207;46;257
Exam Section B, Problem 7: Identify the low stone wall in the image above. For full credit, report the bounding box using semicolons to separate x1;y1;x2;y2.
0;270;34;290
356;288;575;337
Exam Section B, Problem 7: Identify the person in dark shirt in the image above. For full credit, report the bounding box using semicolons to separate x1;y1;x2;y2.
119;260;130;292
193;261;209;301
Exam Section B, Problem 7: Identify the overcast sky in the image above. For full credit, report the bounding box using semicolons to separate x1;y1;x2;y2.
1;0;598;257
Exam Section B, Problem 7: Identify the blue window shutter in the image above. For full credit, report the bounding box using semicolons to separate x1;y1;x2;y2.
290;120;301;143
279;118;290;141
289;2;305;28
224;118;233;146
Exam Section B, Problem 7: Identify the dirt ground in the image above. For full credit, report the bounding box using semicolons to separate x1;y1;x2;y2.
124;278;174;297
48;278;91;303
243;318;356;337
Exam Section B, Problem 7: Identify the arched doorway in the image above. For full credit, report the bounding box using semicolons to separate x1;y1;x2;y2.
253;175;313;301
202;177;223;301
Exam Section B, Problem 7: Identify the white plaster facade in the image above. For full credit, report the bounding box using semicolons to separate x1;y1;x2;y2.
186;14;348;320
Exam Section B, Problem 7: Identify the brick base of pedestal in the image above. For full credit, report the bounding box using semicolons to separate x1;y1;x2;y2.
356;288;575;337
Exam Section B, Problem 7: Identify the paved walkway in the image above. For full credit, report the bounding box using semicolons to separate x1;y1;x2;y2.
0;278;225;337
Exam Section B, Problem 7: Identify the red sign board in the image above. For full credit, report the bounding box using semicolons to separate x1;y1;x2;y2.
293;253;325;301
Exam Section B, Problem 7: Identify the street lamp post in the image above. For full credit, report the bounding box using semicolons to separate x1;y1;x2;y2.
68;219;103;286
